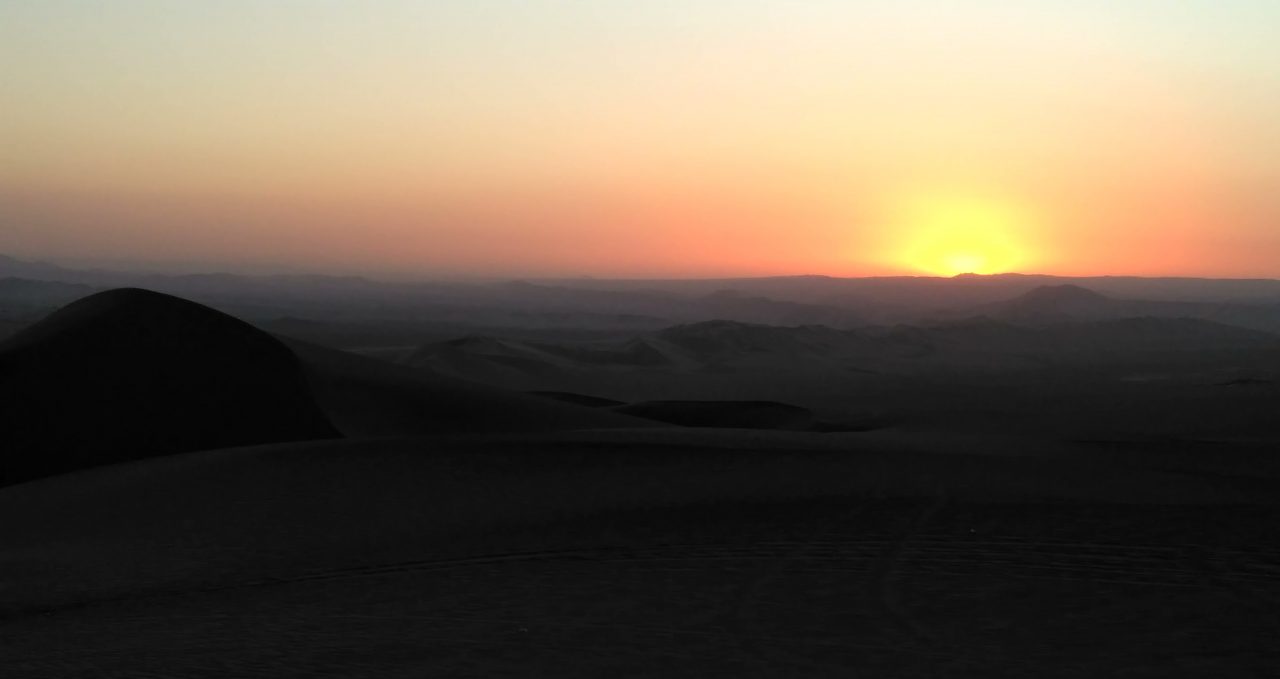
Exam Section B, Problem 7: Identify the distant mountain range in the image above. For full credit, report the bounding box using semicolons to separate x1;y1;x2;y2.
5;253;1280;338
974;284;1280;333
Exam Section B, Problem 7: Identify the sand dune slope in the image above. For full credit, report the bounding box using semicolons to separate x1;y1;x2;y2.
284;338;655;436
0;288;654;486
0;288;339;485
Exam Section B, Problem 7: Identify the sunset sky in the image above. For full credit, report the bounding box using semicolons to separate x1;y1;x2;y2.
3;1;1279;278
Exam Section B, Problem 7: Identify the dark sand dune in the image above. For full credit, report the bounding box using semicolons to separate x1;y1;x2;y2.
283;337;653;437
0;288;339;485
2;432;1278;676
0;286;655;486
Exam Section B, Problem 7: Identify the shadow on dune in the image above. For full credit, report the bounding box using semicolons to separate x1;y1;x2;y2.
0;288;339;485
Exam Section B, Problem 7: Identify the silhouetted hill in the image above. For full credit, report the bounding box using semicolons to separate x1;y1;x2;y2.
970;283;1280;333
994;284;1115;320
0;288;340;485
969;284;1119;323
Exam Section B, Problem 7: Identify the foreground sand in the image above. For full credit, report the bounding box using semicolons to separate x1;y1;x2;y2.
3;430;1278;677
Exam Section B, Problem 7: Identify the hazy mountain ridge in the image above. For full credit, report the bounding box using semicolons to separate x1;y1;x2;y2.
972;284;1280;332
0;254;865;332
8;253;1280;330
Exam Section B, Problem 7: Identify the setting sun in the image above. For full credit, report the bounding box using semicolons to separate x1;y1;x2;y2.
942;252;990;276
889;194;1036;276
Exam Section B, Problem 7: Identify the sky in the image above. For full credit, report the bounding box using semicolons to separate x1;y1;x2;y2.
2;1;1279;279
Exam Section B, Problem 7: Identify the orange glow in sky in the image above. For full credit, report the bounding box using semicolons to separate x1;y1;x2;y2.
2;2;1279;278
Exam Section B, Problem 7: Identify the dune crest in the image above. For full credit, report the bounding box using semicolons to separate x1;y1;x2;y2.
0;288;340;485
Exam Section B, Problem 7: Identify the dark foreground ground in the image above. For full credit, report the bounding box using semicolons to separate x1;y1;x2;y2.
11;506;1280;677
4;434;1280;678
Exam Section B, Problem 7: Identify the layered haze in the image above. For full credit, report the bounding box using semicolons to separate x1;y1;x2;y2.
3;1;1280;278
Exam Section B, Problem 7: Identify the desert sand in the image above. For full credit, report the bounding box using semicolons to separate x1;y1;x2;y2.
2;285;1279;676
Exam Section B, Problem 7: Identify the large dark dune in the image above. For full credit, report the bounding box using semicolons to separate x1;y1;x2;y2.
0;288;340;485
0;289;652;486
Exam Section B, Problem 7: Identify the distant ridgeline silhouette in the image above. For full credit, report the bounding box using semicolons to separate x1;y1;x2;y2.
998;284;1113;317
0;288;340;486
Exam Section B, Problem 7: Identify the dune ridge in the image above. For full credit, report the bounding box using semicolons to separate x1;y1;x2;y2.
0;288;340;485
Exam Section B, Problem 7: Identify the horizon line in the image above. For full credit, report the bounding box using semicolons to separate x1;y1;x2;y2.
5;253;1280;286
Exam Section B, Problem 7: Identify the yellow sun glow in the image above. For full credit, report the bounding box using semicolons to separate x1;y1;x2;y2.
890;194;1034;276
